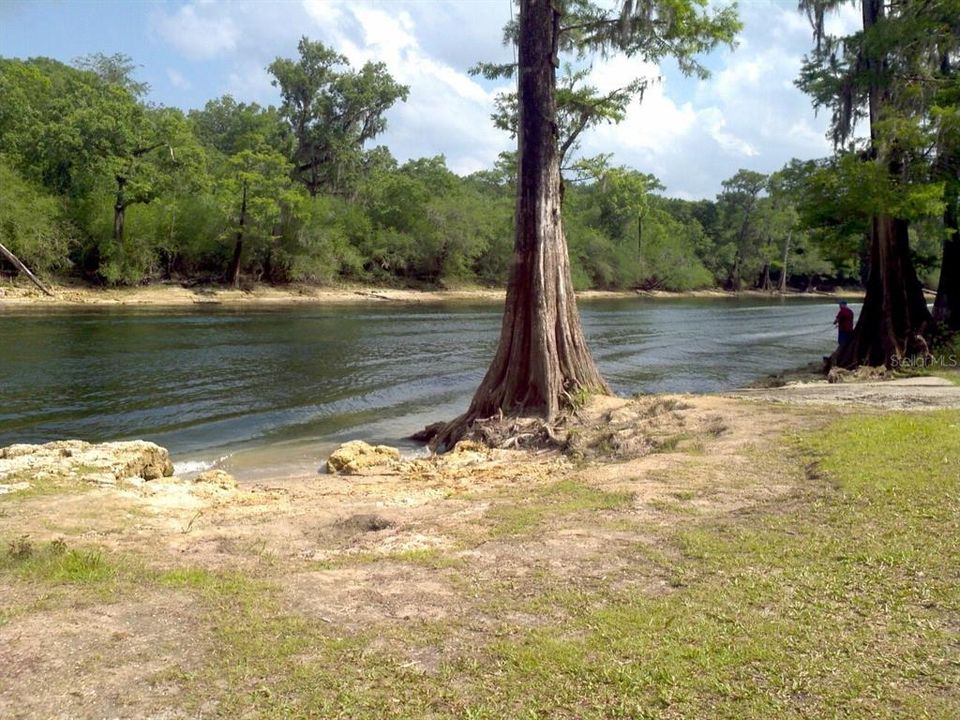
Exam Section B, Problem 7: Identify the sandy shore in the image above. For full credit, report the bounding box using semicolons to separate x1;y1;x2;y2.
0;280;867;307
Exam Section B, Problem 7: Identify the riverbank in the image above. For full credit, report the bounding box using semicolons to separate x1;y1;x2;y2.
0;278;868;307
2;380;958;718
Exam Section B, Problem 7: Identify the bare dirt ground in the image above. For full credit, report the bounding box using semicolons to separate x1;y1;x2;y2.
0;380;952;718
732;375;960;410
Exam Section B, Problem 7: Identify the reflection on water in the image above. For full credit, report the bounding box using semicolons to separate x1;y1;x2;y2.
0;298;847;477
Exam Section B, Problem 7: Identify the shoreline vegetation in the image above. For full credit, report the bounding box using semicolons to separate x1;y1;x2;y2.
0;279;870;308
2;383;958;718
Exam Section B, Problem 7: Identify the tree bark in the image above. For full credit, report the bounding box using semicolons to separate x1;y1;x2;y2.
833;215;931;367
831;0;932;368
727;250;742;291
759;261;772;292
0;242;54;296
778;231;791;293
114;176;126;245
432;0;609;450
227;182;248;289
933;177;959;331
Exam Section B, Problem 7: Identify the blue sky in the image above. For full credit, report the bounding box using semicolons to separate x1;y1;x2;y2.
0;0;861;199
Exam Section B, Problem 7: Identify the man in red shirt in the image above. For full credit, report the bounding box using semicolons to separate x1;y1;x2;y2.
834;300;855;347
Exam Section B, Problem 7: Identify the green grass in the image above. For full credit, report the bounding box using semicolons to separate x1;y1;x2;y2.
383;546;464;568
446;411;959;719
0;468;92;502
485;478;635;537
1;537;117;586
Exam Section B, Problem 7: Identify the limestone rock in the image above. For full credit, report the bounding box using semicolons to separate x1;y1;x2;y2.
194;469;237;489
0;440;175;486
0;481;31;495
327;440;400;475
440;440;488;467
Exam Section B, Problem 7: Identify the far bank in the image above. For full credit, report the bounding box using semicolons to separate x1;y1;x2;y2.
0;279;870;308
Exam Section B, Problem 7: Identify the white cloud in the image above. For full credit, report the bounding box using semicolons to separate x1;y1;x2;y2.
166;68;191;89
226;64;275;102
152;3;239;60
699;107;759;157
302;0;344;27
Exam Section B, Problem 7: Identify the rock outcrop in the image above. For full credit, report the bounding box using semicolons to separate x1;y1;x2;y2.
194;469;237;489
0;440;175;488
327;441;401;475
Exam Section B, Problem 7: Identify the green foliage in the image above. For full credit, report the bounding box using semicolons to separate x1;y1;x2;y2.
73;52;149;97
189;95;289;157
268;37;408;197
281;194;365;282
795;0;958;298
0;158;73;274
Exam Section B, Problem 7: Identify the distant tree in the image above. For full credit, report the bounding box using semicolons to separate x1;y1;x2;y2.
716;169;767;291
763;169;807;292
930;12;960;330
430;0;739;449
0;57;207;282
73;52;149;97
268;38;408;197
189;96;290;158
219;148;299;288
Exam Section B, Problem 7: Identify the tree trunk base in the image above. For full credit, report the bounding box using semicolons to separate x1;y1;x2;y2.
829;215;931;369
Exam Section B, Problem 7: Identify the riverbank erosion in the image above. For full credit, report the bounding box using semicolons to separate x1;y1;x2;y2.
1;382;958;718
0;279;867;307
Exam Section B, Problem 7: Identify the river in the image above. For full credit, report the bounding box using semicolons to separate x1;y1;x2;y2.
0;297;847;478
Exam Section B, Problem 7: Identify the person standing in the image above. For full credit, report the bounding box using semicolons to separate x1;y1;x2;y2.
834;300;855;347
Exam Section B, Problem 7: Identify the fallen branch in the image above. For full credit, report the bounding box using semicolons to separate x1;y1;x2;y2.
0;242;54;297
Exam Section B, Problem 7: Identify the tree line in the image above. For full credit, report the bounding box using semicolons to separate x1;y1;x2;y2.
0;29;952;302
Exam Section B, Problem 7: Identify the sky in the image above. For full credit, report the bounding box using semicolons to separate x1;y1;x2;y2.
0;0;862;199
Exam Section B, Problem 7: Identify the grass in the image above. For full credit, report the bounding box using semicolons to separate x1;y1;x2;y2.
931;368;960;385
0;468;92;502
445;411;960;719
484;478;635;537
1;536;117;586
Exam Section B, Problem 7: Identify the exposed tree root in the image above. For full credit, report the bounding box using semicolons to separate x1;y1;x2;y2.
420;395;711;464
426;409;571;454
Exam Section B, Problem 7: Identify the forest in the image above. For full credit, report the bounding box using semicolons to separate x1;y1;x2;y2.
0;37;949;296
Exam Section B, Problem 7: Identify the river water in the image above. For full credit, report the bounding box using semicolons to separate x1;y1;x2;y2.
0;297;847;478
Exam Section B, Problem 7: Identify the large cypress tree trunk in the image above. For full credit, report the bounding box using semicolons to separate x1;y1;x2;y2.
834;216;931;367
934;178;959;331
432;0;609;450
831;0;932;368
